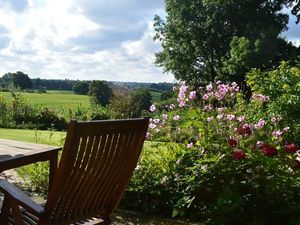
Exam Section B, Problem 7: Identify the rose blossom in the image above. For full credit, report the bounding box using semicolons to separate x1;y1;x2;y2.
232;149;246;160
237;124;252;136
284;144;298;154
261;144;277;156
227;138;238;147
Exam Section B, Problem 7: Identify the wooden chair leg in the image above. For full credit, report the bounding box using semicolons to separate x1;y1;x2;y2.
11;201;23;225
102;217;111;225
0;196;11;224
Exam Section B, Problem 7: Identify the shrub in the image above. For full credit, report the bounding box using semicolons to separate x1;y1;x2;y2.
36;107;67;130
247;62;300;124
108;87;133;119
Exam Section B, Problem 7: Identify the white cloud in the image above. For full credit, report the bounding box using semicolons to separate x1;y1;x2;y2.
0;0;172;83
0;0;174;82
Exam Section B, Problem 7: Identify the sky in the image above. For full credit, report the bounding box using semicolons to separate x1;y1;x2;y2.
0;0;299;83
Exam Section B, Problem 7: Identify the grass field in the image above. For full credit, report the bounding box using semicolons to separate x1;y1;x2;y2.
0;128;66;146
0;90;162;112
150;91;162;102
0;90;90;110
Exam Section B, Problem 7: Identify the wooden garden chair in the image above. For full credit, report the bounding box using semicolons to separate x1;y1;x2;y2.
0;118;149;225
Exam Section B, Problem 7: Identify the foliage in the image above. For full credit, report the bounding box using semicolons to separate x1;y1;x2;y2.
154;0;300;84
108;87;133;119
31;78;76;90
0;92;68;130
247;62;300;128
18;162;50;195
36;107;67;130
108;87;152;119
72;81;89;95
124;80;300;224
88;80;113;106
1;71;32;89
130;88;152;118
160;90;174;101
122;142;185;215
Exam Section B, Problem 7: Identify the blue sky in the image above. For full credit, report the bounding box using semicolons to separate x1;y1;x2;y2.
0;0;298;82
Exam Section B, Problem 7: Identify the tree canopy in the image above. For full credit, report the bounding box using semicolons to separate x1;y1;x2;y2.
1;71;32;89
88;80;113;106
154;0;300;85
73;81;89;95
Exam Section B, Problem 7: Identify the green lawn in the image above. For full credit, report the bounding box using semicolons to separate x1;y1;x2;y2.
0;128;66;146
0;90;89;110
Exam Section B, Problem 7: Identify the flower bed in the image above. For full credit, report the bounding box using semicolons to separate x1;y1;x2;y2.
123;79;300;225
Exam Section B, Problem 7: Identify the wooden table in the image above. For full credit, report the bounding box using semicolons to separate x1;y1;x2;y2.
0;139;62;189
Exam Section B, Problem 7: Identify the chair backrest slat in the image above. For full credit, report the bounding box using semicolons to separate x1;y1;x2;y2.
44;118;149;224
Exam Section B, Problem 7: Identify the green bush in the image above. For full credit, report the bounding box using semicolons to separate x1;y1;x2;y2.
36;107;67;130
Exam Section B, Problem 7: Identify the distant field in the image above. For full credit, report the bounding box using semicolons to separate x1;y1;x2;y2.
0;89;162;113
150;91;162;102
0;90;90;110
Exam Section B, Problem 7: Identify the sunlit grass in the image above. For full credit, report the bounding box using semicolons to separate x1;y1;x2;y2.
0;90;90;110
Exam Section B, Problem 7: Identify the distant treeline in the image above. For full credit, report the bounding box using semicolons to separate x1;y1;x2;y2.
0;71;173;92
33;79;173;92
32;78;76;90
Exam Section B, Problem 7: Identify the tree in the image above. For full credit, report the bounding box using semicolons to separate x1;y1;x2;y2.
1;71;32;89
130;88;152;117
88;81;112;106
108;88;153;119
73;81;89;95
154;0;300;85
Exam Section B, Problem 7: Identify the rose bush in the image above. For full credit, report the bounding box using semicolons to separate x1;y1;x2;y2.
123;80;300;225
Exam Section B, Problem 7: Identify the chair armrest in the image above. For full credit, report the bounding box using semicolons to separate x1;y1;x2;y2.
0;179;44;216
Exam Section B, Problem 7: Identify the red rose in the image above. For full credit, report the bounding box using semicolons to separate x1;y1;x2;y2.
284;144;298;154
228;138;238;147
237;125;252;136
232;149;246;160
262;145;277;157
259;143;270;150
